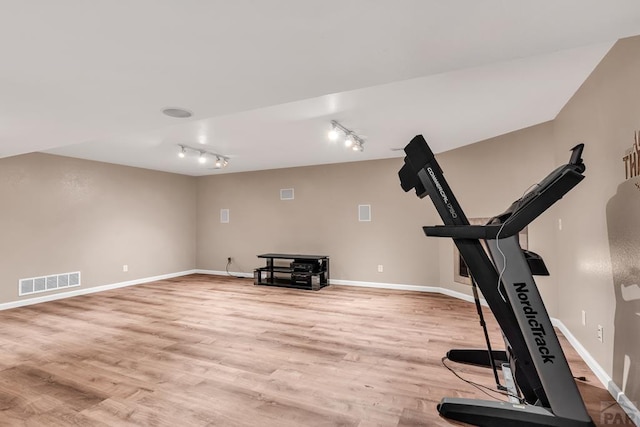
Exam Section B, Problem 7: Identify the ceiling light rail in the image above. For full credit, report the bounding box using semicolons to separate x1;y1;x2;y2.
328;120;364;152
177;144;229;168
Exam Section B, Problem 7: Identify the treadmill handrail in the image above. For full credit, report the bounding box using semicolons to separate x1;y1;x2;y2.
423;224;502;239
424;162;585;240
493;164;585;236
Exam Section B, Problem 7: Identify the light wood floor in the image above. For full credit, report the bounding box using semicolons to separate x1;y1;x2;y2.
0;274;629;426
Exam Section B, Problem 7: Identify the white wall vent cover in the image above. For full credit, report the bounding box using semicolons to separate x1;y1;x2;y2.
359;204;371;222
19;271;81;296
280;188;294;200
220;208;230;223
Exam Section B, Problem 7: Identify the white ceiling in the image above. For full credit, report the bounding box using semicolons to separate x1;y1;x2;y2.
2;1;640;176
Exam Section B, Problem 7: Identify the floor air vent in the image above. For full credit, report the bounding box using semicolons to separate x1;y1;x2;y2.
19;272;81;296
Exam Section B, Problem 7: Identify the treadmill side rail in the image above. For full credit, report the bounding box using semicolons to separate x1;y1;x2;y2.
487;237;592;423
438;398;595;427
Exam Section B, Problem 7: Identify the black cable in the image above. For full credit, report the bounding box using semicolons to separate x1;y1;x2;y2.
441;357;525;404
225;260;244;279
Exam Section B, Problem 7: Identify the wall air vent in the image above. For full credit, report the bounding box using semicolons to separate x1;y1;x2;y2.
358;204;371;222
280;188;294;200
19;271;81;296
220;208;230;223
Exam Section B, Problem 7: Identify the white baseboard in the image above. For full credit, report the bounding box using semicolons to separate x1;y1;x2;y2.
329;278;441;293
551;318;611;386
0;269;198;312
552;318;640;424
330;279;489;306
610;382;640;426
196;269;253;278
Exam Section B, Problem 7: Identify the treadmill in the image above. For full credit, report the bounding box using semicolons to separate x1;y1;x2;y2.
398;135;595;427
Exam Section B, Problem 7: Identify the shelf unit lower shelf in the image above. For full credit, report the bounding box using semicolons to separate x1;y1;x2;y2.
254;277;326;291
254;254;330;291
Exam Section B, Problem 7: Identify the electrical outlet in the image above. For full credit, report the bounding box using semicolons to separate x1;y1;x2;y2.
582;310;586;326
377;264;384;273
597;325;603;342
123;264;128;272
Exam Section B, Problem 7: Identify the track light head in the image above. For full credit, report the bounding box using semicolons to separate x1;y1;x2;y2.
344;134;354;147
198;151;207;164
328;126;340;142
215;157;222;168
178;145;186;158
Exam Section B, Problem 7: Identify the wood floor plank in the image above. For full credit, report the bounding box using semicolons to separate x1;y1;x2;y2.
0;274;630;426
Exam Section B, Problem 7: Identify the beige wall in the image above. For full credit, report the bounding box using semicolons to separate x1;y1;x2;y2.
196;158;441;286
553;35;640;400
0;153;197;303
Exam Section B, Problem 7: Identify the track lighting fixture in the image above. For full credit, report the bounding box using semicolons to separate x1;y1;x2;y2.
327;120;365;152
176;145;230;168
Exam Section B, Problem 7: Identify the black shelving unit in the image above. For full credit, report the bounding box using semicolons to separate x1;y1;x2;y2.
254;253;330;291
